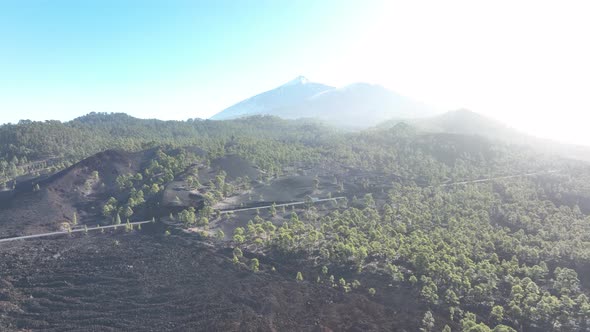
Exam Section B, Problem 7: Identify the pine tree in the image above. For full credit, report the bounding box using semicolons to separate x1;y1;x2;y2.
296;271;303;282
491;305;504;324
269;203;277;216
124;205;133;218
250;258;259;272
339;278;346;288
420;311;435;332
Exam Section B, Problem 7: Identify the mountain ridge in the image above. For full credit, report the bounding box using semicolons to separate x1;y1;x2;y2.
210;76;333;120
378;109;590;162
210;76;436;126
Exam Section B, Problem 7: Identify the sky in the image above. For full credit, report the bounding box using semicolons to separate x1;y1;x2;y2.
1;0;589;145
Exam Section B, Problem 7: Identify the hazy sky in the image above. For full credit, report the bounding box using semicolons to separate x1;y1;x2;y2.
1;1;589;145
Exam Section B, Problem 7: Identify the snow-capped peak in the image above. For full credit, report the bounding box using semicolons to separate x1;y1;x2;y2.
281;75;309;87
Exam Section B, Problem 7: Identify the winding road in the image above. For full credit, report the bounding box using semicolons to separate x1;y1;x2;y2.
0;170;559;244
218;196;347;214
430;170;558;188
0;220;154;244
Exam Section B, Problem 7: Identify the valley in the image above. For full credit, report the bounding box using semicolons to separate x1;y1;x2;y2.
3;2;588;330
1;114;590;331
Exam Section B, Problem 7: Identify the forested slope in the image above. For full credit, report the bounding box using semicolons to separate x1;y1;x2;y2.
1;113;590;331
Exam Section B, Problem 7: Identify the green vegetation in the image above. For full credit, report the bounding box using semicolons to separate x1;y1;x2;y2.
0;114;331;186
421;310;434;332
251;258;260;272
177;207;197;226
4;113;590;331
296;271;303;282
232;174;590;330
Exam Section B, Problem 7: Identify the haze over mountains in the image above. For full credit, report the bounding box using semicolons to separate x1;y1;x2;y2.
210;77;590;162
3;82;590;332
211;76;436;127
378;109;525;143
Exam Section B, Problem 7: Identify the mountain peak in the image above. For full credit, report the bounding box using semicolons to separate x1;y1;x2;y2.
210;76;435;124
282;75;309;87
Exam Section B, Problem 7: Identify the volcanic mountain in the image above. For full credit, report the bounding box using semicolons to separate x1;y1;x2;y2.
211;76;436;127
211;76;333;120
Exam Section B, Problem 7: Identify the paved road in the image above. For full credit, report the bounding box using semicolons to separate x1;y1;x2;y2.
0;197;346;243
0;171;557;242
432;170;558;188
218;197;346;214
0;220;154;244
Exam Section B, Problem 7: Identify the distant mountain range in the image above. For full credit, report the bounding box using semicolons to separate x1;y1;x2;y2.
210;76;436;127
379;109;529;144
378;109;590;162
209;77;590;161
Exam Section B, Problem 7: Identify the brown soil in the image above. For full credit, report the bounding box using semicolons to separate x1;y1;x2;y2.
0;150;145;238
0;227;429;332
0;149;449;331
207;154;261;181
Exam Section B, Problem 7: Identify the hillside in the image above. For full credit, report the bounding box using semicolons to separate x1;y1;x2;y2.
0;150;148;237
378;110;527;142
2;115;590;331
379;109;590;161
415;109;524;141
